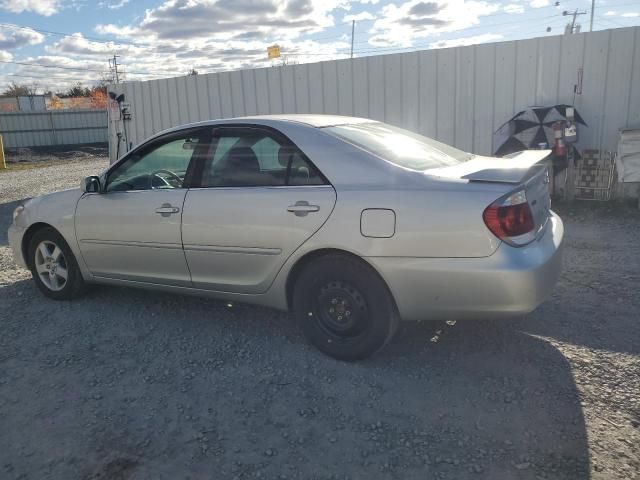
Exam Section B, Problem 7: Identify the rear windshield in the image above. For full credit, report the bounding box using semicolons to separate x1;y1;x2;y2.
323;122;472;171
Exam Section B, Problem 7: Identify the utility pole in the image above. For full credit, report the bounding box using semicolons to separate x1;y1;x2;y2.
589;0;595;31
563;9;587;34
108;54;120;84
350;20;355;59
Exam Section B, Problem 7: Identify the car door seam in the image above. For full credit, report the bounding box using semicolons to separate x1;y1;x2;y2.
263;185;339;293
180;189;195;288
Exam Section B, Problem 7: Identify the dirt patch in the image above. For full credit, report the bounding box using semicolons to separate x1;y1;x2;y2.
3;144;108;165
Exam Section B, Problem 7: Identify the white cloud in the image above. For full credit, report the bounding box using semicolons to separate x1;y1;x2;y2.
429;32;502;49
4;53;118;92
605;10;616;16
343;11;375;22
96;0;351;43
107;0;131;10
0;50;13;61
0;25;45;50
0;0;59;15
368;0;499;47
44;33;145;56
503;3;524;14
622;12;639;18
28;30;350;92
529;0;549;8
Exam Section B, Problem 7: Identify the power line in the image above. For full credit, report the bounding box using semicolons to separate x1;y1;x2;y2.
346;6;638;52
347;12;562;50
0;58;157;76
109;54;120;83
0;72;81;80
0;22;151;48
596;16;629;29
0;20;349;51
1;2;638;83
563;9;588;34
0;58;108;73
343;0;639;51
0;0;637;50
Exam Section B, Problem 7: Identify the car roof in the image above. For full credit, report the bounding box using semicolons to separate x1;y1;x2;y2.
235;114;374;128
147;114;375;145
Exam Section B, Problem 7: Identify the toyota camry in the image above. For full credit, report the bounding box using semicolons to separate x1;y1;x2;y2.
8;115;563;360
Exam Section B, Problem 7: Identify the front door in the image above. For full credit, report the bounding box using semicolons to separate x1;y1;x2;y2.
181;126;336;293
76;129;209;286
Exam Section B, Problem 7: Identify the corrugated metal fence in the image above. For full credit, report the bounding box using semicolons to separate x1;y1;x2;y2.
0;109;108;149
109;27;640;162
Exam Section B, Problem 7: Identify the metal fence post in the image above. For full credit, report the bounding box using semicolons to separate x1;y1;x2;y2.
0;134;6;170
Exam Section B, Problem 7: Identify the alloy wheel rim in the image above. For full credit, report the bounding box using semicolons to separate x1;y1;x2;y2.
34;240;68;292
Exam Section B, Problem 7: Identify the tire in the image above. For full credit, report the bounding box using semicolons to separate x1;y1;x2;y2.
292;254;399;361
27;227;86;300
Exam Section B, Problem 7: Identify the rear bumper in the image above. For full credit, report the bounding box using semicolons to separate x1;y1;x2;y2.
8;224;27;268
367;212;564;321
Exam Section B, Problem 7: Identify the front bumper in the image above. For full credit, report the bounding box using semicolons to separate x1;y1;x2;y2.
8;224;27;269
367;212;564;322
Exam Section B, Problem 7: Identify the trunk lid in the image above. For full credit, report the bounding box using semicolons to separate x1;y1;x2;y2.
426;150;552;237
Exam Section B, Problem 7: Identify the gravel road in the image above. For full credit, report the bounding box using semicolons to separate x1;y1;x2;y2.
0;158;638;480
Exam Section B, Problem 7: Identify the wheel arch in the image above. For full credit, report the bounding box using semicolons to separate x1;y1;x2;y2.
284;248;399;314
21;222;57;268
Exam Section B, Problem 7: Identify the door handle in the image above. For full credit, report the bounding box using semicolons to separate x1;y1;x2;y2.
287;201;320;217
155;203;180;217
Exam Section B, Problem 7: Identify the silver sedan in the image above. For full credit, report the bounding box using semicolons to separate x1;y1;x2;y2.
8;115;563;360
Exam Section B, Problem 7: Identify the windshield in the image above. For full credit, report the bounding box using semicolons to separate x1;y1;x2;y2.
323;122;473;171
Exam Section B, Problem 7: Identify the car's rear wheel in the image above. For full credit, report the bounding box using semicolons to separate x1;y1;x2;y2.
28;227;85;300
292;255;398;361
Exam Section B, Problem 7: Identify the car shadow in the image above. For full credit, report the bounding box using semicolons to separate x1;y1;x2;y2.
0;278;590;480
513;214;640;356
378;318;590;479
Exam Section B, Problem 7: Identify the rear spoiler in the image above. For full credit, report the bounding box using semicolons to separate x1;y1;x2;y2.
426;150;551;184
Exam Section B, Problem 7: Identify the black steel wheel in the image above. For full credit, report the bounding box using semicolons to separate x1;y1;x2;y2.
292;254;398;361
315;280;369;339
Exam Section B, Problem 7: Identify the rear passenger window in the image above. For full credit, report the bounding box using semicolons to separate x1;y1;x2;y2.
199;129;326;188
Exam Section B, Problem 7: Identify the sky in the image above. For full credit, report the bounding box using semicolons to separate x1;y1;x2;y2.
0;0;639;93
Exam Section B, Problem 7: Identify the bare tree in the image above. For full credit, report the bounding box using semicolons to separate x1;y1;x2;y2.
1;82;38;97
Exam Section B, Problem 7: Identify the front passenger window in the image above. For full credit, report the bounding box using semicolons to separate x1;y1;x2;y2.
107;136;200;192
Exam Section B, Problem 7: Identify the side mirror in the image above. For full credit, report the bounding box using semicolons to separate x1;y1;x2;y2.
81;176;101;193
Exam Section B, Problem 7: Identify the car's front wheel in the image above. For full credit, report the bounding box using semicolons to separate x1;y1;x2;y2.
28;227;86;300
292;255;398;361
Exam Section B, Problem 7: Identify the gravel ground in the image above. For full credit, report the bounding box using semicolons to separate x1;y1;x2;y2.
0;157;638;480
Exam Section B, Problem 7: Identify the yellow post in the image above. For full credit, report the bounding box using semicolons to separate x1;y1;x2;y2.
0;133;5;170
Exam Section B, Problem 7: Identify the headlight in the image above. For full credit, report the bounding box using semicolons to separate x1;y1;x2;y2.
12;205;25;222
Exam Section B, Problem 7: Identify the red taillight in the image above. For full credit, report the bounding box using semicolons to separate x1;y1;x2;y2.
483;190;535;244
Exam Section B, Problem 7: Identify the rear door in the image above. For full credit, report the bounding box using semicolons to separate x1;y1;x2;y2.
182;126;336;293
